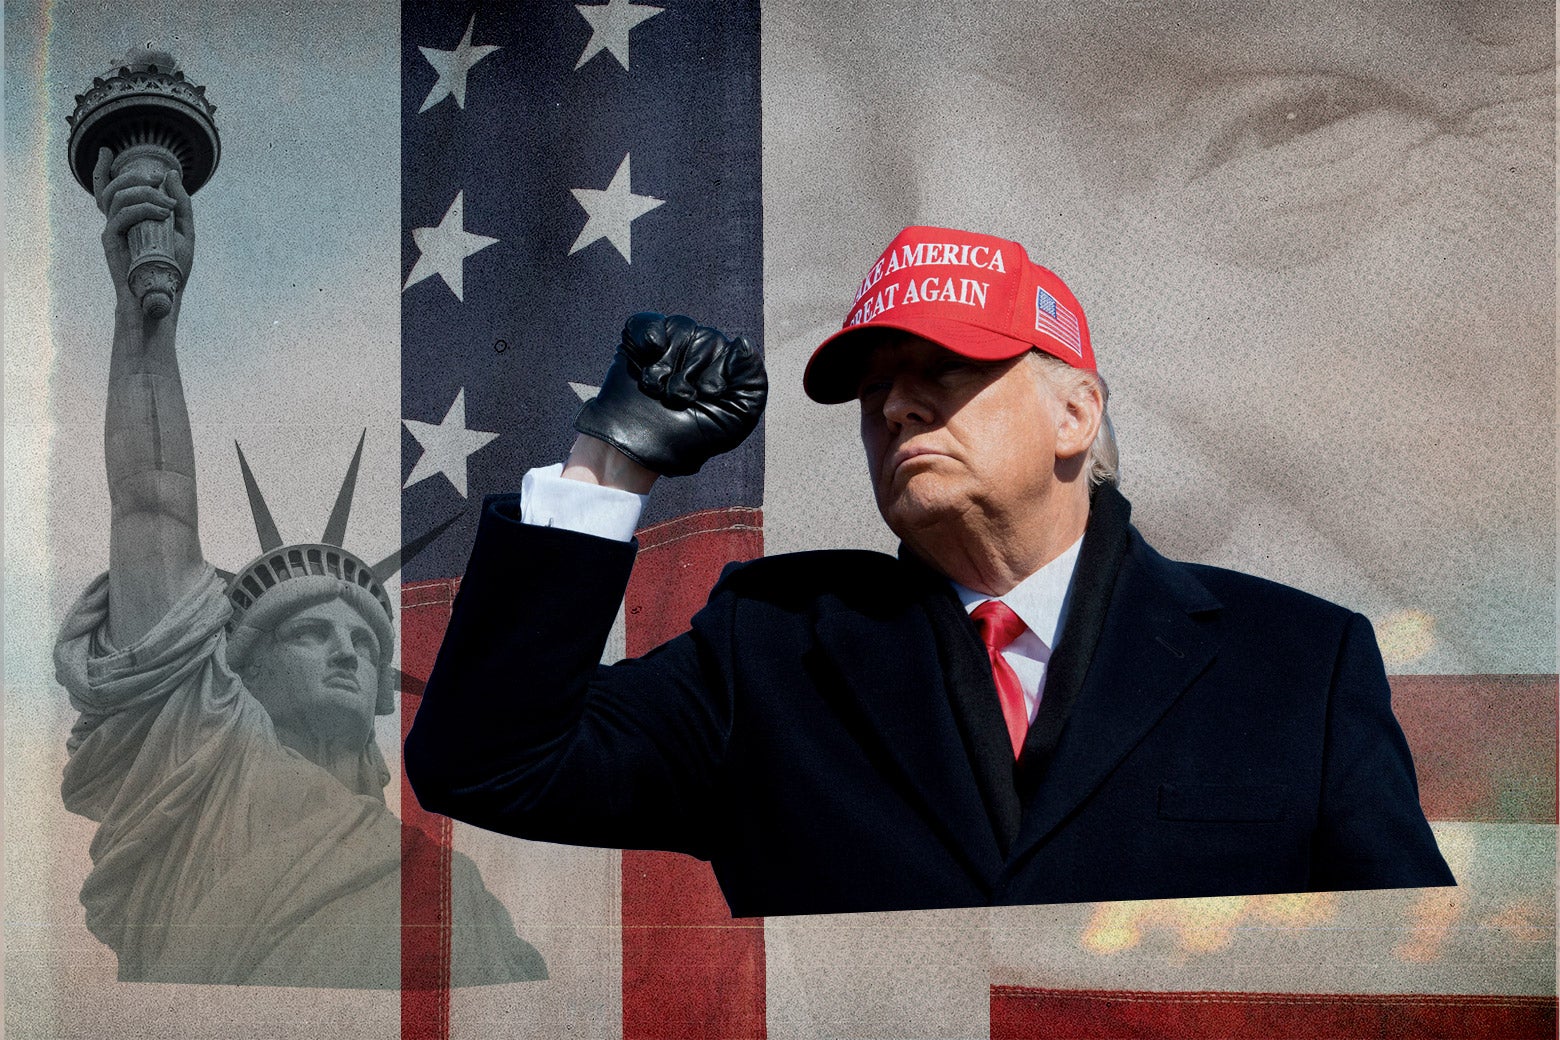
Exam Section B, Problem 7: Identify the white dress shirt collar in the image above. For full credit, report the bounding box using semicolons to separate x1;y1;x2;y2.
949;533;1085;652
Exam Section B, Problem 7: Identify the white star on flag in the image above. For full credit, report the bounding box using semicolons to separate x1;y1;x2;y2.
569;154;664;263
417;14;500;112
574;0;664;70
404;191;499;302
402;387;499;498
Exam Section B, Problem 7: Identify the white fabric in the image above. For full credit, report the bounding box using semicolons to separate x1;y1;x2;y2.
951;534;1085;722
521;462;647;542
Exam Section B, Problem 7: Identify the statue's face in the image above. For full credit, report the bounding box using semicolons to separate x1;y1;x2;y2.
245;597;382;748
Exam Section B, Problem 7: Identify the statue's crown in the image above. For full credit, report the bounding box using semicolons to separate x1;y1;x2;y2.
223;432;396;633
222;432;461;633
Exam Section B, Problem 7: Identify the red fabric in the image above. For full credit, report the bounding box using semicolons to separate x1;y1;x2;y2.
1389;674;1557;823
621;851;766;1040
621;507;766;1040
400;580;459;1039
805;225;1094;403
972;600;1030;758
991;986;1559;1040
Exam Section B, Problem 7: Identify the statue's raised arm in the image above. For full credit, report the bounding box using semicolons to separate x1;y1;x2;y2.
95;145;205;648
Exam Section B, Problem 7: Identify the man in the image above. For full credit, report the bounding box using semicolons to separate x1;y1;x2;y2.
406;225;1453;916
56;147;545;985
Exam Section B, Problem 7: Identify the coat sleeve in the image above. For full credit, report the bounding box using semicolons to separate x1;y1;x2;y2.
403;494;736;860
1309;612;1455;890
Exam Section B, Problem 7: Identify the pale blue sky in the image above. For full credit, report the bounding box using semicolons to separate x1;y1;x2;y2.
6;0;403;697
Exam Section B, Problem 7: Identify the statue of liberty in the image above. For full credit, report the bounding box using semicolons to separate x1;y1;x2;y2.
53;47;544;988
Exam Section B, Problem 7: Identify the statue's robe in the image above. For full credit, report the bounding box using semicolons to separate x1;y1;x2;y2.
56;567;546;988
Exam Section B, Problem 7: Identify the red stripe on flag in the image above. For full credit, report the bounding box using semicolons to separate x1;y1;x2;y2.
1390;674;1557;823
991;986;1559;1039
622;853;767;1040
622;507;766;1040
401;580;460;1040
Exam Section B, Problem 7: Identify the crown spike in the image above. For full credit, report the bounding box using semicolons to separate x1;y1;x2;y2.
235;441;284;552
321;429;366;547
369;509;463;583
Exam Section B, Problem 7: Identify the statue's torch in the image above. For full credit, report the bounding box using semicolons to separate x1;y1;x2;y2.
67;45;220;318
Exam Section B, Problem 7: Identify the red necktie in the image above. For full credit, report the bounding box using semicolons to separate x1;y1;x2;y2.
971;600;1029;759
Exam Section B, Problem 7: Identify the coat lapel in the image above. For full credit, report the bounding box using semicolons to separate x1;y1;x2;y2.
1005;528;1223;870
814;574;1006;885
921;584;1024;853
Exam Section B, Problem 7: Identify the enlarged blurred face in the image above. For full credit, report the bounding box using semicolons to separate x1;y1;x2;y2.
246;598;382;749
764;1;1551;671
857;336;1059;541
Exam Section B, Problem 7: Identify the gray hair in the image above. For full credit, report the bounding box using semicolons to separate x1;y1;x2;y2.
1027;350;1120;487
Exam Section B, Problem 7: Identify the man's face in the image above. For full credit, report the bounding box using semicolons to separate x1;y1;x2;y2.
246;597;382;747
857;337;1062;542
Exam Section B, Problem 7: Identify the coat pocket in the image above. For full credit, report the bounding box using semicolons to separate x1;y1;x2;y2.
1157;782;1289;822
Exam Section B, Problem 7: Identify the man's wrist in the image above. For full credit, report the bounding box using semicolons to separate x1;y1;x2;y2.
562;433;658;494
521;463;645;541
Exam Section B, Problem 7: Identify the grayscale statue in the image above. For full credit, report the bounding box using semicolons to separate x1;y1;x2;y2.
53;45;545;988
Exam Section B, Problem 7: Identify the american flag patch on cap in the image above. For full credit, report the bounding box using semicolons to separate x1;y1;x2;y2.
1035;286;1082;357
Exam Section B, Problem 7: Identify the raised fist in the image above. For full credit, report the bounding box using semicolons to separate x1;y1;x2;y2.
574;312;767;477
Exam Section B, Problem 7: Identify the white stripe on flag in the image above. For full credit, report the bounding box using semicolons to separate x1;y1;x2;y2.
765;908;991;1039
449;828;623;1039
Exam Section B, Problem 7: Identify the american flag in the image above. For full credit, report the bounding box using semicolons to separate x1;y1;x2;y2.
400;3;765;1037
400;0;764;554
396;4;1556;1039
1034;285;1083;359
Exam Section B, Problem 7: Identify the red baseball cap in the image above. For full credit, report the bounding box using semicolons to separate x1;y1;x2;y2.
802;226;1094;404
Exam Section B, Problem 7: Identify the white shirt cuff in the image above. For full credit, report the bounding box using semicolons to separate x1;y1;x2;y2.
519;463;646;543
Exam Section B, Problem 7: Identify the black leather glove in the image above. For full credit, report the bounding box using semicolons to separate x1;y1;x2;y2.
574;312;767;477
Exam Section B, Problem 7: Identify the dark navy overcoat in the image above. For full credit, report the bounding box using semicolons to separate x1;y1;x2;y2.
406;485;1452;916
